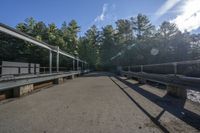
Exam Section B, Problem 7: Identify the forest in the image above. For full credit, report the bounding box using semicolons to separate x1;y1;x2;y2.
1;14;200;71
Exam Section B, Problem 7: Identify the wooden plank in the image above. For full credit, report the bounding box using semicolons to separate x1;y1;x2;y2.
0;94;6;101
34;81;53;90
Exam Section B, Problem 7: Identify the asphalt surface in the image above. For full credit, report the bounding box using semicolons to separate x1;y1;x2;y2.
0;72;199;133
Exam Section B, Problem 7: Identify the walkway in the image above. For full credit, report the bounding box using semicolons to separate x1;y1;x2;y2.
0;72;199;133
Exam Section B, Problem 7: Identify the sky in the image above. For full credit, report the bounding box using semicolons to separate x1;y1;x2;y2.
0;0;200;35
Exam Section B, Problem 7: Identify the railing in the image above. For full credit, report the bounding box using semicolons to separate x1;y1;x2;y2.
120;59;200;91
0;23;88;75
122;59;200;77
0;65;81;81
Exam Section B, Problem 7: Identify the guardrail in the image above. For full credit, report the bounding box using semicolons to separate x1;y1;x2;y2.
121;71;200;90
0;23;90;99
0;23;88;74
0;69;90;98
122;59;200;77
0;65;70;75
0;70;89;91
0;65;85;82
120;59;200;98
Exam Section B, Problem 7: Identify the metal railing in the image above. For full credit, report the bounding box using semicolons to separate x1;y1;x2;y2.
0;65;76;80
0;23;88;75
0;65;88;75
120;59;200;91
122;59;200;77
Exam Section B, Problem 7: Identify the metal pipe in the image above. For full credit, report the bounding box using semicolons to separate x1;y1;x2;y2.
73;59;75;71
77;59;79;71
82;62;84;70
49;50;52;73
174;63;177;75
0;24;51;50
56;46;59;72
0;23;87;63
141;65;143;72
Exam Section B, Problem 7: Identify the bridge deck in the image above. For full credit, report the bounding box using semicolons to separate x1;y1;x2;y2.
0;72;199;133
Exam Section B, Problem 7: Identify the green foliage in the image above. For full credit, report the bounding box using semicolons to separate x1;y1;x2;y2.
131;14;155;39
78;25;99;69
1;14;200;70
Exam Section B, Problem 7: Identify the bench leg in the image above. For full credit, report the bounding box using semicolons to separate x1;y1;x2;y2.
14;84;34;97
53;78;64;84
167;85;187;99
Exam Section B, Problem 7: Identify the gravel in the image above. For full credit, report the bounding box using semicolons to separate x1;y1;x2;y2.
187;90;200;103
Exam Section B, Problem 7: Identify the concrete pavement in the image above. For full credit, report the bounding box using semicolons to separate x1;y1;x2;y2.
0;72;199;133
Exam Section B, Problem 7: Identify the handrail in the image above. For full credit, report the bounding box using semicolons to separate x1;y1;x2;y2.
0;65;74;77
0;23;86;63
123;59;200;68
121;70;200;91
122;59;200;76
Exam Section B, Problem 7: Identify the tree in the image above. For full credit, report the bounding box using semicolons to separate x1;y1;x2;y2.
155;21;191;62
78;25;100;68
67;20;80;55
33;21;48;41
1;15;200;72
131;14;155;39
115;19;134;44
190;34;200;59
99;25;117;69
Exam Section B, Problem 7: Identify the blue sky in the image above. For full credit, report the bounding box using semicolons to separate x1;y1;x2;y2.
1;0;200;35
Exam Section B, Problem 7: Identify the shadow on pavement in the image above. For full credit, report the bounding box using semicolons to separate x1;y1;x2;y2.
83;72;112;77
110;76;200;132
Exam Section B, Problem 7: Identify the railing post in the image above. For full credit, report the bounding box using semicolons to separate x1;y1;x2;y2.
128;66;130;71
49;50;52;73
34;64;36;74
141;65;143;72
85;63;87;70
28;63;31;74
18;67;21;75
77;59;79;71
56;46;59;73
73;59;75;71
82;62;84;70
174;63;177;75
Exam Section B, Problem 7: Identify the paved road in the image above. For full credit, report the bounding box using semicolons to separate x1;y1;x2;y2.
0;72;199;133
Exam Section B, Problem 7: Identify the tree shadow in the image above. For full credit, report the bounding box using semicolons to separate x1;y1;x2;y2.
82;72;112;77
111;76;200;131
